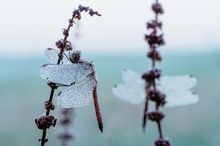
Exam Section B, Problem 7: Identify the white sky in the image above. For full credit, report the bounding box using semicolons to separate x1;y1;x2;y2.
0;0;220;56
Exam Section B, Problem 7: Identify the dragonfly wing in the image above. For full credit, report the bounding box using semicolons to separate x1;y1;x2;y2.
122;69;143;85
40;62;93;86
57;75;96;108
45;48;71;64
164;90;199;108
113;69;146;105
159;75;197;90
113;83;146;104
158;75;199;108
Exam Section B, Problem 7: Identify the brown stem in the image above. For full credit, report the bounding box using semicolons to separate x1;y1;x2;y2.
142;94;149;131
38;5;101;146
157;121;163;139
40;130;47;146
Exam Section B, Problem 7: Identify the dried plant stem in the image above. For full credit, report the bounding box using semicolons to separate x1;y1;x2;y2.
142;0;171;145
35;5;101;146
157;121;163;139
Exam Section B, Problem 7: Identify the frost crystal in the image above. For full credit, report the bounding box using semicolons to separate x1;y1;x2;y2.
113;69;198;107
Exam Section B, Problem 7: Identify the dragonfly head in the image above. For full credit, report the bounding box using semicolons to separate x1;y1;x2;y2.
70;50;81;63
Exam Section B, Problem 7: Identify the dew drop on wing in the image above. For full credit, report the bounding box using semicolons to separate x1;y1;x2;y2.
40;62;93;86
45;48;71;64
57;75;97;108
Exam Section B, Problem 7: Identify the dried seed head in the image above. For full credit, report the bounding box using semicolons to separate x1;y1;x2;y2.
145;31;165;47
147;49;162;61
56;39;65;49
79;5;90;12
35;115;57;130
59;133;74;141
152;3;164;14
60;119;71;125
44;101;55;110
64;42;73;51
69;18;74;24
63;29;69;37
154;138;171;146
149;89;166;106
148;111;164;122
147;20;162;29
142;69;161;83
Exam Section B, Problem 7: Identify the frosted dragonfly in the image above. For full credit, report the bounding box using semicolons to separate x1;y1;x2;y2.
40;48;103;132
113;69;199;107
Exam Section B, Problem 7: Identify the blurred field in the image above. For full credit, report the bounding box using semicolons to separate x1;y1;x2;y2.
0;51;220;146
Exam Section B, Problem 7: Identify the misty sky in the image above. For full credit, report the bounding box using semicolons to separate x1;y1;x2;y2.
0;0;220;55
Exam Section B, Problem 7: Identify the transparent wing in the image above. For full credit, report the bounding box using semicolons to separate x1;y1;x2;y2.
158;75;199;108
113;83;145;104
113;69;146;104
122;69;143;85
45;48;71;64
57;75;97;108
40;61;93;86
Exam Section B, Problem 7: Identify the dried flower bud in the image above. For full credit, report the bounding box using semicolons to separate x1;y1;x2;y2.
152;3;164;14
79;5;89;12
88;9;101;16
148;111;164;122
44;101;55;110
60;119;71;125
56;39;65;49
147;49;162;61
69;18;74;24
62;108;74;115
145;31;165;47
142;69;161;83
147;20;162;29
74;10;81;20
63;29;69;37
35;115;57;130
58;133;74;141
64;42;73;51
154;138;171;146
149;89;166;106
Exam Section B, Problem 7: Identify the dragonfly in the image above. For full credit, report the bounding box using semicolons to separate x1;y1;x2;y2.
40;48;103;132
113;69;199;108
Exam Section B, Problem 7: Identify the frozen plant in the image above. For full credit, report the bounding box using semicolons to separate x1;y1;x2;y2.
113;1;198;146
35;5;103;146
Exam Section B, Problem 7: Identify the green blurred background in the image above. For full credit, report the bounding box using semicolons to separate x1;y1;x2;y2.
0;50;219;146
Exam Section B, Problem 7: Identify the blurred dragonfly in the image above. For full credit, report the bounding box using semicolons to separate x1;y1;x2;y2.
40;48;103;132
113;69;199;108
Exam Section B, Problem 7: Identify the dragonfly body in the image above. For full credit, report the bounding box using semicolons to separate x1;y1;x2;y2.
41;48;103;132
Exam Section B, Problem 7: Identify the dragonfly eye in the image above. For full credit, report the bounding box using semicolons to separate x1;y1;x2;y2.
70;50;81;63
